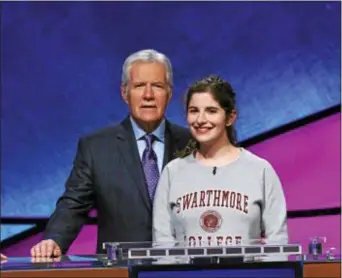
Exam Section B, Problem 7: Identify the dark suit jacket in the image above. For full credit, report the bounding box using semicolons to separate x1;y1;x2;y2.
44;116;191;254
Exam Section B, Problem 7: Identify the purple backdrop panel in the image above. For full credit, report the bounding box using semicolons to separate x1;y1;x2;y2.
66;225;97;255
1;227;97;257
248;113;341;211
2;233;42;257
288;215;341;254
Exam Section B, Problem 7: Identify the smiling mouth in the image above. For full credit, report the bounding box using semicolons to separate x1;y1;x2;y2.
194;127;212;133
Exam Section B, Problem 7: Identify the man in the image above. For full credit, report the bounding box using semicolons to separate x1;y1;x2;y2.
30;49;191;257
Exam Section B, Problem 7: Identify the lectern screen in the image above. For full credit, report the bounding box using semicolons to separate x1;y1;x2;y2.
130;262;302;278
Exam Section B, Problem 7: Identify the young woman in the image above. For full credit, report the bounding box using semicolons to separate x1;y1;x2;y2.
153;75;288;247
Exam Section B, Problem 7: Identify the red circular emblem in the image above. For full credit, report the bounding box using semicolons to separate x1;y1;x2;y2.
199;210;222;233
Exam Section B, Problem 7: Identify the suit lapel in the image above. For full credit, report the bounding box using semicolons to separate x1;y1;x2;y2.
117;117;151;212
162;121;182;168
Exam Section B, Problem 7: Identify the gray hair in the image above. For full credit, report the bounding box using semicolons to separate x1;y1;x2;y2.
121;49;173;87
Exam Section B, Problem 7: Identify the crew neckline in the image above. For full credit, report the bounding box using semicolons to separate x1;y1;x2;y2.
187;147;245;170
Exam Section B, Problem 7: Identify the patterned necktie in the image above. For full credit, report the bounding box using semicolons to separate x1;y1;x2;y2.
142;134;160;200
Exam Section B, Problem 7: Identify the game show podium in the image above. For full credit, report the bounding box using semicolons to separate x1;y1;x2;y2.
1;241;341;278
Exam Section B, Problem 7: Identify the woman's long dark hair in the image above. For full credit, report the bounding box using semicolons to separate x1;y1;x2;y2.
176;75;238;158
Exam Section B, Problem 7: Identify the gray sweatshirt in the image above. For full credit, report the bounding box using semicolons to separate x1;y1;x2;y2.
152;148;288;247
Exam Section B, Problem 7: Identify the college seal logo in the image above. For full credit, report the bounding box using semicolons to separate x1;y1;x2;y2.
199;210;222;233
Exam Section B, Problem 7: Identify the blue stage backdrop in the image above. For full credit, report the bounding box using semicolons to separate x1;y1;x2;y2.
1;1;340;240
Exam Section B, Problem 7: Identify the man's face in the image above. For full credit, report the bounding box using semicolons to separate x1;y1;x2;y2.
121;61;171;131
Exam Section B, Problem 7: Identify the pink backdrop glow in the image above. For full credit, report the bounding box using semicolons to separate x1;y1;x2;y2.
248;113;341;211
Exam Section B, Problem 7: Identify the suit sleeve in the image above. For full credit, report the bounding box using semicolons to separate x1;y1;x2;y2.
262;162;288;244
43;138;95;253
152;165;176;247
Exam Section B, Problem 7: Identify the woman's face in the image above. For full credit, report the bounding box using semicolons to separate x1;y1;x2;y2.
187;92;230;146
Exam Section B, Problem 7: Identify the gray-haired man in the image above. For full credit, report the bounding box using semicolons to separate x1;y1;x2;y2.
30;49;191;257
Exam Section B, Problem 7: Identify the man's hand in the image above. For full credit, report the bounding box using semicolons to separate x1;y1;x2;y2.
30;239;62;257
0;253;7;261
31;256;62;263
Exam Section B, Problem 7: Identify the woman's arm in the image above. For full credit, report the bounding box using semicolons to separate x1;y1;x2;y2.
262;162;289;244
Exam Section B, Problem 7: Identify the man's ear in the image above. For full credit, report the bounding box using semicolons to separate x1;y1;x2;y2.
121;84;129;104
167;87;173;103
226;110;237;127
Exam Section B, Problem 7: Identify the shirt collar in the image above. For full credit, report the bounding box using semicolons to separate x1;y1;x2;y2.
130;116;166;143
